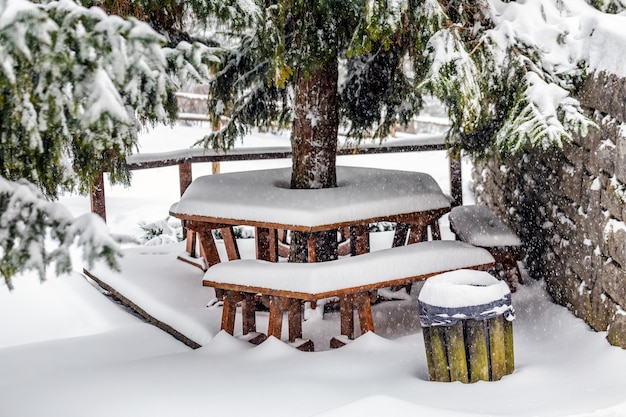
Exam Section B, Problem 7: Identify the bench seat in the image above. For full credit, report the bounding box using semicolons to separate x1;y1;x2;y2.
448;205;523;291
203;240;496;350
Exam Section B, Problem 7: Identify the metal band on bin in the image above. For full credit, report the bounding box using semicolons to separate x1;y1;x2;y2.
419;293;515;328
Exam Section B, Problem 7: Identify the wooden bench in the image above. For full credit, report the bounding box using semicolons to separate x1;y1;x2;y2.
203;240;496;351
448;205;523;292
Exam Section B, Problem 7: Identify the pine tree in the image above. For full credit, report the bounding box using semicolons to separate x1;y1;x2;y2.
192;0;593;168
186;0;594;260
0;0;217;288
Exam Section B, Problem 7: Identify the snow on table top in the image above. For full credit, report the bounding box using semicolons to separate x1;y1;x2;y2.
417;269;511;309
449;205;522;247
203;240;495;296
170;166;451;228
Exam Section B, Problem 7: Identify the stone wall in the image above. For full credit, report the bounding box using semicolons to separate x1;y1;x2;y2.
472;72;626;348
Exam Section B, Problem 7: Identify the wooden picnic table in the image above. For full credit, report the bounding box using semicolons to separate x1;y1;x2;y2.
169;166;452;267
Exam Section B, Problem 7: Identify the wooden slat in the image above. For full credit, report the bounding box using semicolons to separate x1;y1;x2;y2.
445;322;469;383
171;208;451;234
488;315;507;381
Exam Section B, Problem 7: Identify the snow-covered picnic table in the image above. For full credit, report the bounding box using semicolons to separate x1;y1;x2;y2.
169;166;452;265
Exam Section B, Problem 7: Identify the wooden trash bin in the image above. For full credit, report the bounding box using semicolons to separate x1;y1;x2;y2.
418;269;515;383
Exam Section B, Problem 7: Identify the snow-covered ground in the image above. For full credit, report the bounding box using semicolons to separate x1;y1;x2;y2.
1;123;626;417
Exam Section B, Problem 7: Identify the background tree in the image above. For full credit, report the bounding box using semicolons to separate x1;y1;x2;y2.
0;0;217;288
185;0;593;260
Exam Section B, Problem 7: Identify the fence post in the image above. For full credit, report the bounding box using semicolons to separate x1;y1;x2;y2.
179;162;193;195
90;171;107;222
178;162;197;256
449;155;463;207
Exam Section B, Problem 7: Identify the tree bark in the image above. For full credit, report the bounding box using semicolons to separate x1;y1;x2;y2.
289;58;340;262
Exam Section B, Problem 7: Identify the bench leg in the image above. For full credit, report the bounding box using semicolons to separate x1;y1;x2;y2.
408;225;428;244
392;224;409;247
198;227;222;268
268;296;284;339
241;293;257;335
503;260;523;292
355;293;375;334
221;291;240;335
287;299;303;342
430;220;441;240
340;295;355;340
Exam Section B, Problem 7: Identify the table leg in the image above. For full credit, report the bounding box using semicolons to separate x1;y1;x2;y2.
392;223;410;247
349;225;370;256
430;220;441;240
185;228;197;257
198;227;222;268
256;227;278;262
220;226;241;260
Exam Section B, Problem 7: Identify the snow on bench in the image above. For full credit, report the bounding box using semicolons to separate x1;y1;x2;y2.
203;240;496;351
448;205;523;292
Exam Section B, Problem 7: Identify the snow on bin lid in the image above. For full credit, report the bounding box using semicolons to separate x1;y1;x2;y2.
418;270;514;327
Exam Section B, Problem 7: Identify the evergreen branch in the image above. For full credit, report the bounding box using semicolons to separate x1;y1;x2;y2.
0;176;120;288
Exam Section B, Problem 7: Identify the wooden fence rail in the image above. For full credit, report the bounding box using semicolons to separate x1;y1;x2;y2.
90;134;462;222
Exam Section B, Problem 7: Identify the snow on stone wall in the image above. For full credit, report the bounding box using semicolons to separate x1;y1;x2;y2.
473;71;626;348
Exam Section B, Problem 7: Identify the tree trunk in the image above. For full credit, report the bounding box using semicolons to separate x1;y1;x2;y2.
289;58;339;262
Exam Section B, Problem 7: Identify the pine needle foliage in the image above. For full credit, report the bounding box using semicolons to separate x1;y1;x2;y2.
189;0;594;158
0;0;218;286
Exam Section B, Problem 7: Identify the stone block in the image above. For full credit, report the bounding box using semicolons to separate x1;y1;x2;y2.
580;71;626;123
589;291;614;332
592;139;617;175
560;163;582;202
596;261;626;308
580;174;603;212
606;223;626;270
563;141;586;173
607;313;626;349
615;136;626;184
601;180;626;222
576;118;603;153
